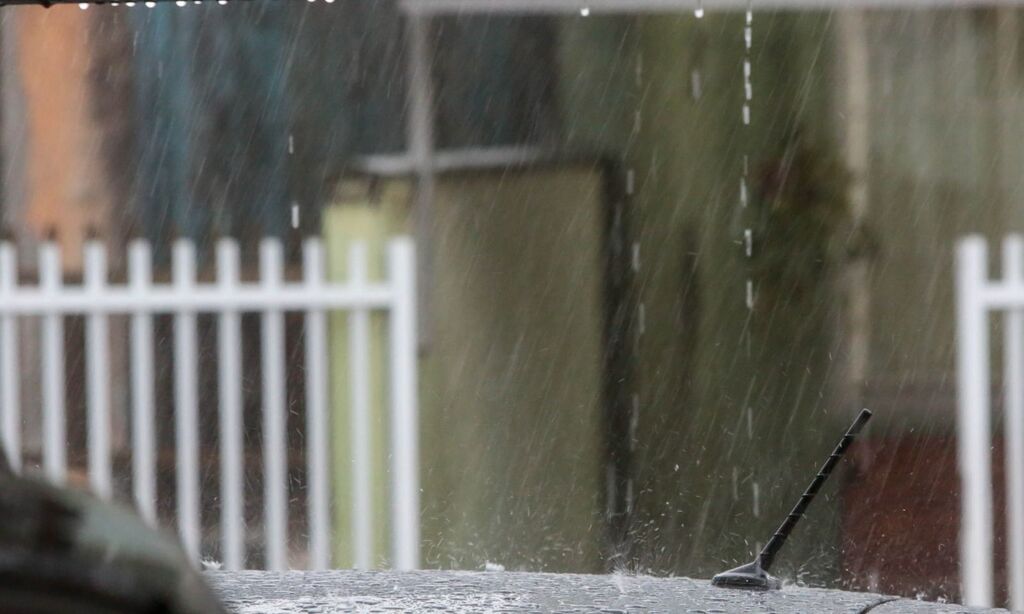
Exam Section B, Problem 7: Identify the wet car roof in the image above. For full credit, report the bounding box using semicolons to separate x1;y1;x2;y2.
207;570;1009;613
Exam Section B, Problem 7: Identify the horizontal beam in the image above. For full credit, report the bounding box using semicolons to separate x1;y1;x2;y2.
0;284;393;313
10;0;1024;9
402;0;1024;13
0;0;257;6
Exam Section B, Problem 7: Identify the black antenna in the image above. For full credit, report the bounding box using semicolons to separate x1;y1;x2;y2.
712;408;872;590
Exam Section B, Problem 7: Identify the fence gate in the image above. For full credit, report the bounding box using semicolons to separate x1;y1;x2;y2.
0;236;419;571
957;235;1024;609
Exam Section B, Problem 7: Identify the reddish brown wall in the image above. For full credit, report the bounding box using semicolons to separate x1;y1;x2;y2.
842;436;1009;605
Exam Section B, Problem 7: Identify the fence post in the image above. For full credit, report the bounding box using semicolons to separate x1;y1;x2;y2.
173;239;201;562
303;238;331;570
388;237;419;570
129;240;157;524
39;241;65;484
1005;236;1024;611
85;240;112;499
0;243;20;472
348;243;374;569
217;238;245;570
260;237;288;571
957;235;993;607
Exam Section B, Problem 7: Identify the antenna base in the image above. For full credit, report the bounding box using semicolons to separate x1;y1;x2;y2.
711;561;781;591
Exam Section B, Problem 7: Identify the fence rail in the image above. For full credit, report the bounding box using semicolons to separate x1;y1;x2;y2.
0;236;419;571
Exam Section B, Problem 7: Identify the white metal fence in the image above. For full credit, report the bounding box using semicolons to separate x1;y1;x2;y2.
957;235;1024;609
0;236;419;571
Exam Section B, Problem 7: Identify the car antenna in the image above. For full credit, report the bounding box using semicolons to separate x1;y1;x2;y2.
711;408;872;590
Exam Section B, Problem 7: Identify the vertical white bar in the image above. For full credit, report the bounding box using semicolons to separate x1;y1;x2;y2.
349;243;373;569
260;238;287;571
0;243;20;472
957;236;993;607
1007;235;1024;612
85;241;111;499
387;238;419;570
39;242;65;484
173;239;201;562
303;238;330;570
217;239;245;571
129;240;156;524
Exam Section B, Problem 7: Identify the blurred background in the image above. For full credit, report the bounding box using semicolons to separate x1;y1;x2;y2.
0;0;1020;607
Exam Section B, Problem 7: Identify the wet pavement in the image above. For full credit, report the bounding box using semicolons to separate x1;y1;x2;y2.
207;570;1010;613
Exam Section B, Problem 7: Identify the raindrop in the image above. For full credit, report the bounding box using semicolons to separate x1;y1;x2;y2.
579;6;590;16
626;168;635;195
78;2;88;8
739;178;748;207
746;279;754;309
694;0;704;18
176;0;186;6
637;303;646;336
288;134;294;155
745;26;752;50
752;482;761;517
145;1;155;6
742;104;750;125
218;0;227;4
744;229;752;257
631;242;641;272
291;204;300;229
690;69;702;100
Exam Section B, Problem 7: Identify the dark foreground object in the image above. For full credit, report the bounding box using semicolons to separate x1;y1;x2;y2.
0;472;224;614
713;409;873;591
208;570;1008;613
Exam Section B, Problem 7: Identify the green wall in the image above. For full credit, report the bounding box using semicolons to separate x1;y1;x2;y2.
560;11;848;583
